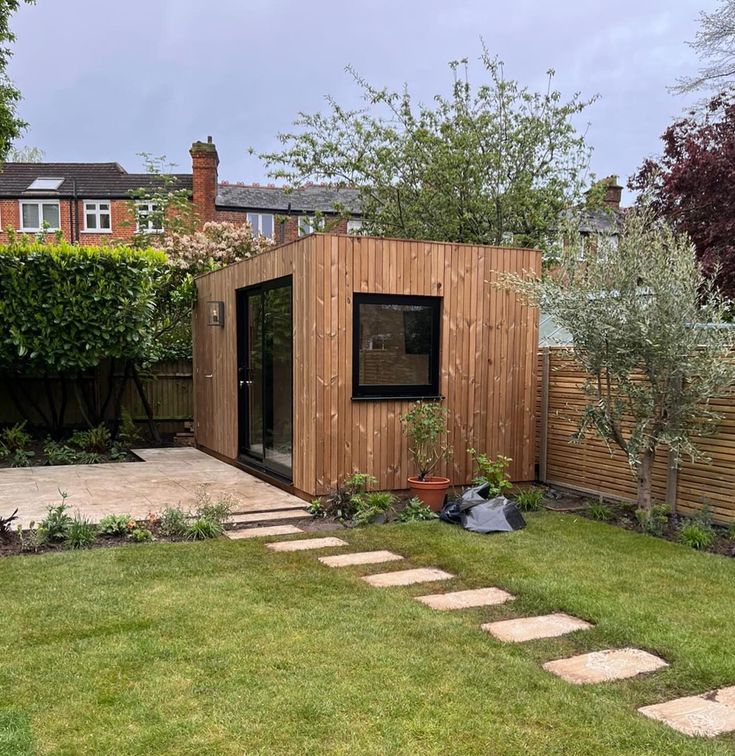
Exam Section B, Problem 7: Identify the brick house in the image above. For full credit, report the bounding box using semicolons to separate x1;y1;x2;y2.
0;137;362;243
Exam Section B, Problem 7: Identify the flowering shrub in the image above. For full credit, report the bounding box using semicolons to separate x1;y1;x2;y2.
162;221;273;273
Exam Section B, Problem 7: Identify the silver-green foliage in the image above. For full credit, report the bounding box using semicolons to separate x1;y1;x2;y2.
502;207;735;516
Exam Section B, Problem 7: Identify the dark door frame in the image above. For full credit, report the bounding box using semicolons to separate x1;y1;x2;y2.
236;275;293;483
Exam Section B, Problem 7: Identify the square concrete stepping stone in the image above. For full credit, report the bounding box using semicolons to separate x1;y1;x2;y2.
227;525;303;539
639;694;735;738
362;567;454;587
415;587;515;611
266;536;347;552
231;509;311;524
543;648;668;684
319;550;404;568
483;612;592;642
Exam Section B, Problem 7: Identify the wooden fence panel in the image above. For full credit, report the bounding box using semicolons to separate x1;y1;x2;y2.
538;347;735;524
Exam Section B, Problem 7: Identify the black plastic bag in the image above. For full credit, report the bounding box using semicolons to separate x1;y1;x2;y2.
461;496;526;533
439;499;462;525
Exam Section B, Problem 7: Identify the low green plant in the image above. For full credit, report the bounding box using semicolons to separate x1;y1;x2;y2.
43;440;79;465
398;497;437;522
8;448;34;467
0;421;32;453
635;503;670;536
186;517;223;540
38;493;73;542
67;514;97;549
678;519;715;551
194;489;233;527
728;523;735;542
118;409;141;447
587;501;613;521
307;499;324;517
159;505;189;538
108;443;129;462
0;508;18;539
352;491;396;527
515;487;544;511
70;424;111;455
128;526;153;543
468;449;512;496
319;473;378;521
97;513;134;537
17;521;41;552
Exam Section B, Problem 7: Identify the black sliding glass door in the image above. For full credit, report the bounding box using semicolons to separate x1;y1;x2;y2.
237;277;293;480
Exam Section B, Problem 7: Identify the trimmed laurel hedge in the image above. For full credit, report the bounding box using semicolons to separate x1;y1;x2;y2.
0;241;167;375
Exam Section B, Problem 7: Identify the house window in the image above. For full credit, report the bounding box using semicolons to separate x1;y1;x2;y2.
19;200;60;231
247;212;274;238
297;215;323;236
136;201;163;233
83;200;111;232
352;293;441;399
347;219;364;235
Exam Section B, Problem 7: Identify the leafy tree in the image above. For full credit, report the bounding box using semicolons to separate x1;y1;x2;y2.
501;207;735;519
673;0;735;93
0;0;34;163
7;144;42;161
631;92;735;300
259;49;595;255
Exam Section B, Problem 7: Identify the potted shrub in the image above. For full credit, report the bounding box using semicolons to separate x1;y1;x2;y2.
401;401;452;512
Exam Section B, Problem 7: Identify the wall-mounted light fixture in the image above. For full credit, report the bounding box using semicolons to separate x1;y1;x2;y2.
207;301;225;327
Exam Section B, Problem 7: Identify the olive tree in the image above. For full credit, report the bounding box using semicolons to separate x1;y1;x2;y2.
259;48;595;256
502;207;735;519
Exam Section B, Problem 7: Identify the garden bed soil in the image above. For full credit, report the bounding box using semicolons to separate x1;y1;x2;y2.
546;486;735;558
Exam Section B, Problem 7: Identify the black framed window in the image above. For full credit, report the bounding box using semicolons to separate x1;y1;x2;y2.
353;293;441;399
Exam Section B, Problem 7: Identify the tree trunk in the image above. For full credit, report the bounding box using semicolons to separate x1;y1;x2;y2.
636;448;656;516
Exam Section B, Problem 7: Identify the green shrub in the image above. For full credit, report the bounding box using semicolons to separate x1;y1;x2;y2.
8;448;34;467
0;508;18;539
38;494;73;542
467;449;512;496
118;409;141;447
159;505;189;538
678;519;715;551
43;440;78;465
352;491;396;527
97;513;134;537
17;521;41;552
587;501;613;521
514;487;544;511
108;443;129;462
318;473;378;521
307;499;323;516
70;425;111;455
186;517;223;540
67;514;97;549
398;497;437;522
128;526;153;543
0;421;31;452
194;489;233;527
728;523;735;542
401;402;452;480
635;504;670;536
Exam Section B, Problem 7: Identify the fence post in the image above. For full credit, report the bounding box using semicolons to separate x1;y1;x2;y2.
665;449;678;515
539;348;550;483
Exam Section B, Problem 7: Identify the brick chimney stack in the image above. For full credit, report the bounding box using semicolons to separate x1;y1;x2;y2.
190;136;219;224
602;175;622;209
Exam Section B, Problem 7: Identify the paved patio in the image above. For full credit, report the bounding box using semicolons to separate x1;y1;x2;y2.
0;447;305;527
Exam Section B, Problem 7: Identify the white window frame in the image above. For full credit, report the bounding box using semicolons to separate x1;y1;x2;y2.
246;212;274;238
19;200;60;232
135;201;163;233
83;200;112;233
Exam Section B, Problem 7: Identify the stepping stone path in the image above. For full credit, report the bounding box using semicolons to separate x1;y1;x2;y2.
483;613;592;643
230;509;311;524
266;536;348;552
543;648;668;684
363;567;454;588
415;587;514;610
319;550;404;568
639;687;735;738
227;525;303;540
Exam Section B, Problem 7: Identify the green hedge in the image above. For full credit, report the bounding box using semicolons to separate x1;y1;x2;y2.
0;241;167;374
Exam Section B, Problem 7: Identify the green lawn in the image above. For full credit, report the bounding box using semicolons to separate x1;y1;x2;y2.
2;513;735;755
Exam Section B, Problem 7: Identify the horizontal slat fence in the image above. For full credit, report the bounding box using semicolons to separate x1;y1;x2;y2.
538;347;735;524
0;359;193;435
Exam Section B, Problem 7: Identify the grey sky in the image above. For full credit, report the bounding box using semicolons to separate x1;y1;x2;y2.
10;0;711;200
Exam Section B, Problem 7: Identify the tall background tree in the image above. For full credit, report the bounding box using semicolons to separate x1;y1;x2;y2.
0;1;34;161
260;49;596;256
631;92;735;301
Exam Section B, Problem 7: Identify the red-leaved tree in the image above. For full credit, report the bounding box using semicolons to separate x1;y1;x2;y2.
630;92;735;300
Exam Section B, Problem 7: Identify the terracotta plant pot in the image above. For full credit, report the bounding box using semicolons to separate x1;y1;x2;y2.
408;476;451;513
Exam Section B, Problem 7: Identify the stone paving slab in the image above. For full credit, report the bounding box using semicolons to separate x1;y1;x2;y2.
227;525;304;540
1;447;305;528
319;550;404;568
639;693;735;738
230;509;311;524
482;612;593;643
543;648;668;684
362;567;454;587
266;537;348;552
415;587;515;611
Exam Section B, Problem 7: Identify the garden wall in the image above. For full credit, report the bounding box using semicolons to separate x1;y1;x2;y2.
537;347;735;524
